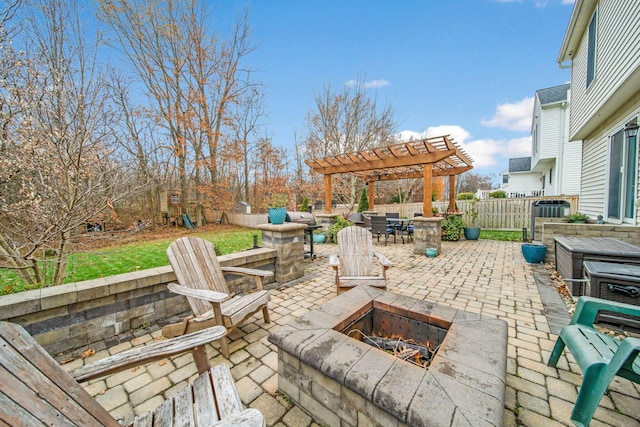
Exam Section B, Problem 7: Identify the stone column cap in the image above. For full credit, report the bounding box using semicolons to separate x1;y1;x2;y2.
256;223;307;232
412;216;444;223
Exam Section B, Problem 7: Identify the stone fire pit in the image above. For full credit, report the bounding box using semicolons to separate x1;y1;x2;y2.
268;286;508;427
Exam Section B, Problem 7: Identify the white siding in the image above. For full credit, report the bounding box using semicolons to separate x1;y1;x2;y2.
569;0;640;140
579;134;607;216
539;107;562;160
510;173;542;191
561;141;582;195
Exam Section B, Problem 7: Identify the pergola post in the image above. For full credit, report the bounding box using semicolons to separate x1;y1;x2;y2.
423;164;432;217
324;174;332;214
448;175;456;213
368;181;375;210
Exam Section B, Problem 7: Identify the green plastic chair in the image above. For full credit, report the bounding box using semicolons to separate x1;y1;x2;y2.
547;296;640;427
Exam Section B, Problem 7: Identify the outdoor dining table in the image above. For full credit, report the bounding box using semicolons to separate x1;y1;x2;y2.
386;218;413;243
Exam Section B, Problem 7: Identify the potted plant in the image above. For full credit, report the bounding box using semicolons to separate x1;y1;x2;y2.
312;227;326;243
566;212;588;223
265;193;288;225
441;214;465;241
463;199;481;240
521;243;547;263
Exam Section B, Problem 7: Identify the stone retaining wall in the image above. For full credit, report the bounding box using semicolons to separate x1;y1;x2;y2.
0;248;277;355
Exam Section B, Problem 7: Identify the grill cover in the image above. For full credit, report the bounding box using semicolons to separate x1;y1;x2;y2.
285;211;316;226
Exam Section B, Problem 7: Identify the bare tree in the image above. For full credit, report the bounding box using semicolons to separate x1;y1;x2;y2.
304;77;397;208
252;138;292;212
106;70;173;226
0;0;145;286
227;80;266;203
99;1;258;225
455;172;497;195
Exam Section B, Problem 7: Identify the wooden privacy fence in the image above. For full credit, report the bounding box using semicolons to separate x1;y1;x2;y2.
312;196;579;231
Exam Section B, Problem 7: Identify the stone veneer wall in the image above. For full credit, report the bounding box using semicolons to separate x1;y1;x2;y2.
541;222;640;263
0;248;277;355
412;216;442;255
257;223;307;283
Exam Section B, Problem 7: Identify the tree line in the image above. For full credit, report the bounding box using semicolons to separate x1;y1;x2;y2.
0;0;495;288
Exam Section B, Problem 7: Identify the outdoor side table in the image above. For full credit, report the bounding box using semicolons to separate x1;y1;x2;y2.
554;236;640;296
583;261;640;329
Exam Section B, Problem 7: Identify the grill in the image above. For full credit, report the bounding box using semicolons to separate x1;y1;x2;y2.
285;211;320;259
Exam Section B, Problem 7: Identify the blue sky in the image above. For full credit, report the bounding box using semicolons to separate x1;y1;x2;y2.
214;0;575;178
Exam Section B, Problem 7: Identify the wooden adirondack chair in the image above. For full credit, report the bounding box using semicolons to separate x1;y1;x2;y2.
329;226;392;294
0;321;264;426
547;296;640;427
163;236;272;358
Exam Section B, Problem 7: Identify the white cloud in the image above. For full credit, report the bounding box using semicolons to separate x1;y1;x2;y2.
396;126;532;170
505;136;532;157
345;78;390;89
481;96;534;132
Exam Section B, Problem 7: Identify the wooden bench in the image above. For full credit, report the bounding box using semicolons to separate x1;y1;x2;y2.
0;321;264;426
547;297;640;427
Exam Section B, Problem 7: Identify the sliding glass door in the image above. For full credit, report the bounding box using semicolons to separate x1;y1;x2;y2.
607;128;638;222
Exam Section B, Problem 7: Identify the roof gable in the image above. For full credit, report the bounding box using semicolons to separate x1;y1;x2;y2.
509;157;531;173
536;84;570;105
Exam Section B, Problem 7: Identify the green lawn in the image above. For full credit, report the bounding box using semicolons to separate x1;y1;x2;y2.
0;227;261;295
0;226;523;296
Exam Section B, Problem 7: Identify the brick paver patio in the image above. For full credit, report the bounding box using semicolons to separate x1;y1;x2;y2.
62;239;640;426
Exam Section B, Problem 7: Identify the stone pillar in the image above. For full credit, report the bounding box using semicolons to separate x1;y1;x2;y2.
412;216;443;255
257;223;307;283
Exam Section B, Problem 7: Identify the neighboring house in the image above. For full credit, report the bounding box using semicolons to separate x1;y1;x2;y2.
558;0;640;224
500;157;544;197
531;83;581;196
501;83;578;198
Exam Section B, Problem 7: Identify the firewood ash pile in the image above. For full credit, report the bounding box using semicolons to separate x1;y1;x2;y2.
347;329;439;368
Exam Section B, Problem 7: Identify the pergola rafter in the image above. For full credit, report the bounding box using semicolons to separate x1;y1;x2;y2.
305;135;473;216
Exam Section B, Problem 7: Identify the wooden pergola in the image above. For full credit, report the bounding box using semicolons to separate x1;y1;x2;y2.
305;135;473;217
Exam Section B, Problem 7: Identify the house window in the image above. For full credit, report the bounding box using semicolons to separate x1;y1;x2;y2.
502;174;509;184
549;168;552;184
586;10;597;87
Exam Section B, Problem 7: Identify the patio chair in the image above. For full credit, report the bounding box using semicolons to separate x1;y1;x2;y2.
329;226;392;294
361;213;372;231
370;215;396;245
547;296;640;427
162;236;272;358
0;321;264;426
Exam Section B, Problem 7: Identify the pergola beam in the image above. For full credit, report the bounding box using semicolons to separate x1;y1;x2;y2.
308;149;455;175
305;136;474;215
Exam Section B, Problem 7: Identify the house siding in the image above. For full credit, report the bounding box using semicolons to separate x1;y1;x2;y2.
569;0;640;140
561;141;582;195
579;134;606;215
540;107;562;160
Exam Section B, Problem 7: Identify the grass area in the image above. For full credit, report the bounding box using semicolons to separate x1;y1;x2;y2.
0;227;261;296
479;229;524;241
0;226;523;296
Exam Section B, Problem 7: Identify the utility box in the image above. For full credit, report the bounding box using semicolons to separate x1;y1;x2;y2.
530;200;570;241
